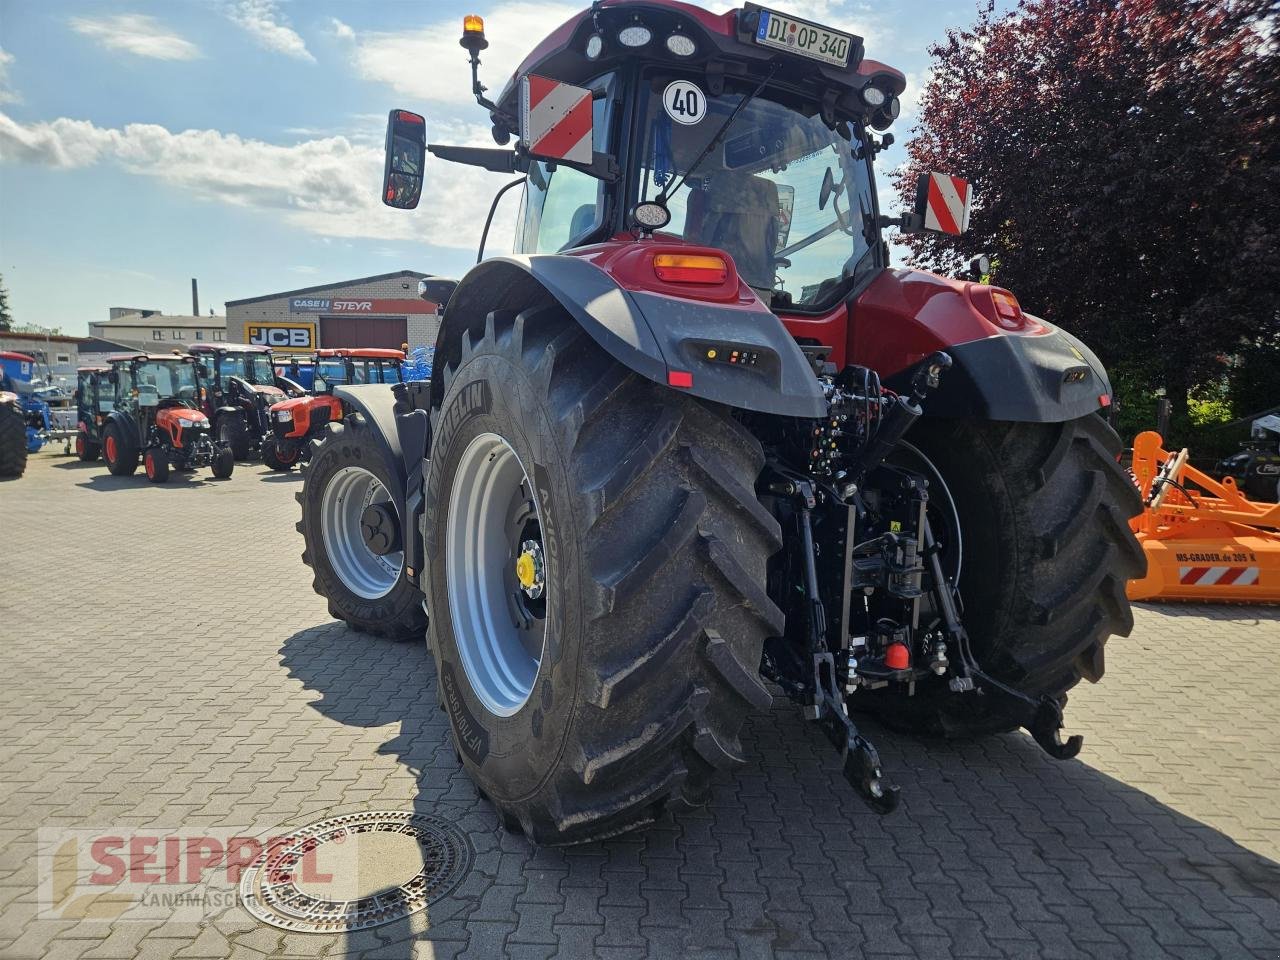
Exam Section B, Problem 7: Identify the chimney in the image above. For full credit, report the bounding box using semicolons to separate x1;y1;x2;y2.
191;278;199;317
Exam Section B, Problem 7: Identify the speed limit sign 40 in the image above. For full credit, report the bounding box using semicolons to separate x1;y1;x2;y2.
663;80;706;125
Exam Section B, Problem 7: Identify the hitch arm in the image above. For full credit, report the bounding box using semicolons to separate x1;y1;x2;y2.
921;516;1083;761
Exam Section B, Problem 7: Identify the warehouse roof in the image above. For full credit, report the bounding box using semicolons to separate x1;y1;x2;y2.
224;270;430;308
92;314;225;329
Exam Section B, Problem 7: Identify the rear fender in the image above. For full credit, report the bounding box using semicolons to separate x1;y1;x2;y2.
333;385;424;584
432;256;827;418
851;268;1114;423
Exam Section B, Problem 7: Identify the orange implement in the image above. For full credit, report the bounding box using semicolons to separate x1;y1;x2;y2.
1127;431;1280;603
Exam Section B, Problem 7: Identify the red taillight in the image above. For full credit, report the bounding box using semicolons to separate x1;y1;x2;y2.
395;110;425;124
991;289;1021;321
1099;393;1112;407
653;253;727;284
667;370;693;388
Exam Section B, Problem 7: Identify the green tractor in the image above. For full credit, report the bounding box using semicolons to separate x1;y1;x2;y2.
296;4;1144;843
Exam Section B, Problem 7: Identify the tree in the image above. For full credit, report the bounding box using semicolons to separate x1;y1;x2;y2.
896;0;1280;432
0;274;11;332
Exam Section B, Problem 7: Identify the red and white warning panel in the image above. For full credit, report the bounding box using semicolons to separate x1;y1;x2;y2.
1179;565;1261;587
520;75;593;165
921;173;972;235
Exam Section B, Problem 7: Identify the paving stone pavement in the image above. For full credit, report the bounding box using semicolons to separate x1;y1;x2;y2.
1;451;1278;960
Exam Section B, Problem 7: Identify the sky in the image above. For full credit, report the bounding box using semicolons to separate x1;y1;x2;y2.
0;0;1006;336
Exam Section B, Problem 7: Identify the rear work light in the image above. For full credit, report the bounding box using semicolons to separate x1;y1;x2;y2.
652;253;727;284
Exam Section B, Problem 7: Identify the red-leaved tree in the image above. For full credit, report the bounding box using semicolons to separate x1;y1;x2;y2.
897;0;1280;429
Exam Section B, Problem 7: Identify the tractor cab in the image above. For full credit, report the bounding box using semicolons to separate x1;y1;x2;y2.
312;348;407;393
262;348;406;472
72;366;112;461
188;342;297;461
100;353;233;482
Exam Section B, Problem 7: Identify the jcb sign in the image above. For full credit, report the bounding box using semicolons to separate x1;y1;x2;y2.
247;322;316;353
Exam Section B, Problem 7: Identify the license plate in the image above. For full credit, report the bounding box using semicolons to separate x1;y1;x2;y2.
753;9;852;67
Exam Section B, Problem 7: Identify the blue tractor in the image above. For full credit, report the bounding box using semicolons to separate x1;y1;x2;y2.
0;351;55;478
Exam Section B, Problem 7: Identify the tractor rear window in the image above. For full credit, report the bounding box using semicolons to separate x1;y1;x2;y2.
635;75;878;310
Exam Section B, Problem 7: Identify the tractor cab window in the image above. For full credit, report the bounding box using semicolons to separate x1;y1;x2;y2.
77;373;95;407
135;361;199;403
517;74;616;254
113;365;134;411
316;359;347;388
218;352;276;387
367;360;402;384
636;74;877;310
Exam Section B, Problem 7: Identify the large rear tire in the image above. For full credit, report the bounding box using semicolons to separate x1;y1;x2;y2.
102;422;139;477
424;306;780;844
297;416;426;640
0;403;27;478
857;415;1146;737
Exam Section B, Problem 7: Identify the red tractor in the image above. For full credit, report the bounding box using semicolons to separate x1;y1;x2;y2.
297;4;1144;844
101;353;235;482
263;348;405;471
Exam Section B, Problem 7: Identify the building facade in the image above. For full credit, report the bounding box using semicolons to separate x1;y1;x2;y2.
0;332;83;383
224;272;442;354
88;311;227;349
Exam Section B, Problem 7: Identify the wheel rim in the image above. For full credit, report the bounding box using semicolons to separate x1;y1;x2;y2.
888;440;963;584
145;452;155;479
446;432;548;718
105;434;117;463
320;466;404;600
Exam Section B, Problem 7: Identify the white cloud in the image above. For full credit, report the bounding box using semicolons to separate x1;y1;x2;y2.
898;68;932;126
345;2;580;106
330;18;355;41
227;0;314;62
0;110;516;252
0;47;17;104
68;14;201;61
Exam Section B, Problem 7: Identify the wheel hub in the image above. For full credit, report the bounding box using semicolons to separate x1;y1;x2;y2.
360;502;402;556
515;539;545;599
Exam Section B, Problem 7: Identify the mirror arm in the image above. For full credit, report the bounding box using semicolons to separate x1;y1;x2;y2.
428;144;528;173
878;212;924;233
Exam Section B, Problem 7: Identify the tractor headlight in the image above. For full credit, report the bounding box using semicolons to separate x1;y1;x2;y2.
665;33;695;57
861;85;886;108
177;418;196;428
618;24;651;47
276;410;294;422
585;33;604;59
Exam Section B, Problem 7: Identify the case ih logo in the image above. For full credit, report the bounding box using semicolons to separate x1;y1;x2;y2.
289;297;374;312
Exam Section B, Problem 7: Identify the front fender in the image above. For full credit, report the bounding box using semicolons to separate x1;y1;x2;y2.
433;256;827;418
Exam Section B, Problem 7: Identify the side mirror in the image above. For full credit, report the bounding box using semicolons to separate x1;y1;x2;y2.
909;172;972;235
108;370;119;385
382;109;426;210
196;362;210;378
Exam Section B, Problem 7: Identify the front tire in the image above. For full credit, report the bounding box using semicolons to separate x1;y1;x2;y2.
218;415;251;461
858;415;1146;737
76;434;101;462
211;445;235;479
261;437;297;472
144;448;169;483
424;306;780;844
297;416;426;640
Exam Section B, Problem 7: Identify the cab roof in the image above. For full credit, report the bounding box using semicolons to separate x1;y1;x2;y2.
494;1;905;121
188;342;271;354
106;353;197;363
77;365;111;373
316;348;406;360
0;351;36;362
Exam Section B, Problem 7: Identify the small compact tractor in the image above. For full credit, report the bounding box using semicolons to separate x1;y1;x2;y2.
72;366;112;461
1215;414;1280;504
296;3;1145;844
188;343;300;461
263;348;405;471
101;353;235;483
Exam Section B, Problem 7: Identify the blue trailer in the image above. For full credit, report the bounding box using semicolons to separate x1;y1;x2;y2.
0;351;57;477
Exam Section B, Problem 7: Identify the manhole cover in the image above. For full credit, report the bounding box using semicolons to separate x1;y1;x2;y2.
239;811;472;933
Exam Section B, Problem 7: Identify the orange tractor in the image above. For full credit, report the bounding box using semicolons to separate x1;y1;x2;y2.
100;353;235;483
1127;431;1279;602
263;349;405;471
